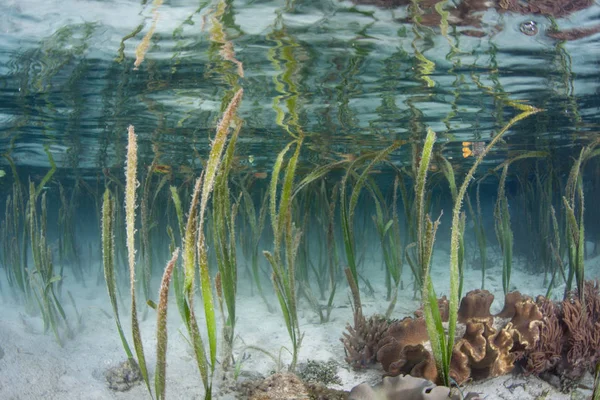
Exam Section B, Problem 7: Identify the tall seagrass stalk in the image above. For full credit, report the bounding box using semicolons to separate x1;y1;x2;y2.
262;137;343;369
212;117;242;370
295;167;347;323
593;361;600;400
562;140;600;302
28;182;70;346
428;106;541;386
264;138;304;372
180;177;210;390
436;154;466;298
139;160;155;305
415;130;448;386
495;164;513;295
466;184;487;289
124;125;152;395
155;248;179;400
370;176;403;316
1;183;29;301
239;181;271;310
546;205;566;298
101;188;135;364
179;88;243;399
412;129;440;292
339;142;402;312
197;88;243;379
491;151;548;295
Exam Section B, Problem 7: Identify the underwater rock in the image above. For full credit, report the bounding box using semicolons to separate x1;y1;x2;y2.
348;374;473;400
104;359;143;392
304;382;348;400
245;373;310;400
237;372;348;399
298;359;342;386
458;289;494;323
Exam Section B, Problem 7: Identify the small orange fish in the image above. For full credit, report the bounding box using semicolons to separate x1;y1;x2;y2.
253;172;268;179
152;164;172;174
462;141;485;158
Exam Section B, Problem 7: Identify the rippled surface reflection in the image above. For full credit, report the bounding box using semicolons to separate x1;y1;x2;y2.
0;0;599;180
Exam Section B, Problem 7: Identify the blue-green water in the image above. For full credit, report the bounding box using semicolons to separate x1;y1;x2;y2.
0;0;599;399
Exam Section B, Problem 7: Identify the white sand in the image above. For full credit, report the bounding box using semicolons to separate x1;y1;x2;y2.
1;245;598;399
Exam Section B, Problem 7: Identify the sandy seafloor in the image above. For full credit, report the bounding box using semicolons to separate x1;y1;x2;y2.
1;244;598;400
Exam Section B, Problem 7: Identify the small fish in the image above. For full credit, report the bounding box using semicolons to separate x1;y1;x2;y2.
462;141;486;158
462;146;473;158
152;164;172;174
0;169;5;178
253;172;268;179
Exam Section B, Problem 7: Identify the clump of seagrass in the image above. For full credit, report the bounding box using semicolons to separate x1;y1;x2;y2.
103;126;183;400
101;187;137;374
155;249;179;399
176;87;244;399
263;137;304;372
341;312;390;369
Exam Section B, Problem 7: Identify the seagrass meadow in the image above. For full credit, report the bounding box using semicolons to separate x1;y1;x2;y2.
1;1;600;399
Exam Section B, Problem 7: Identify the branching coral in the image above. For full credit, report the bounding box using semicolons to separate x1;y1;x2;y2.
341;314;390;369
525;296;563;375
560;282;600;380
